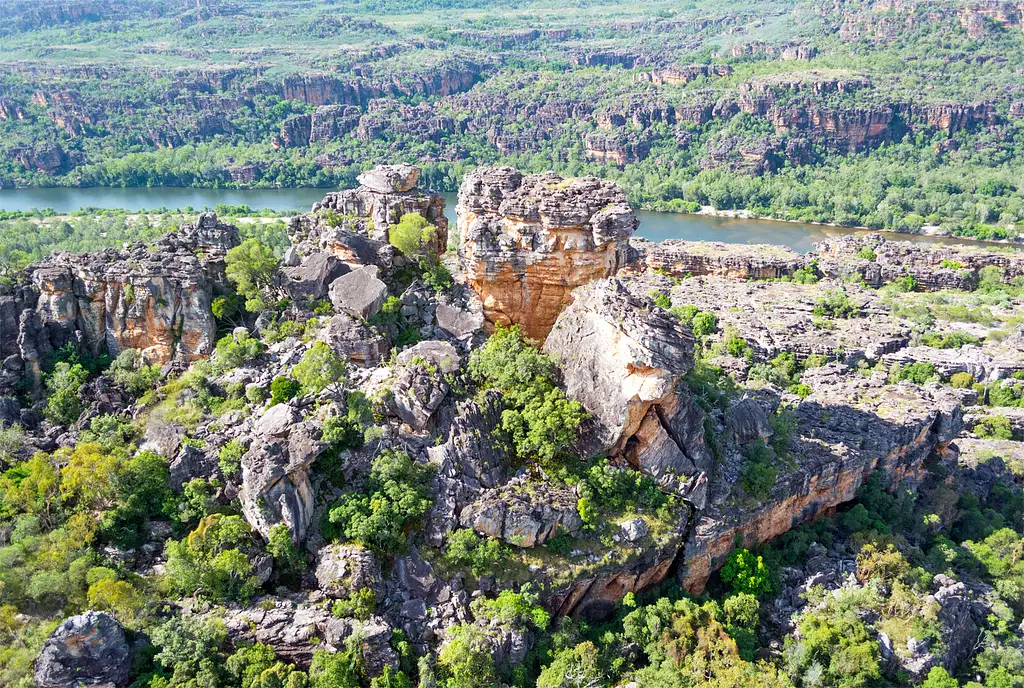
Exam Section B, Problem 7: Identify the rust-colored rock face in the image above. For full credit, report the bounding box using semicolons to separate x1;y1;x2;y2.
22;213;237;376
456;167;637;341
679;366;964;593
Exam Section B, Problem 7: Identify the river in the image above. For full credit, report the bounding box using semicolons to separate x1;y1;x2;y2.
0;187;1016;254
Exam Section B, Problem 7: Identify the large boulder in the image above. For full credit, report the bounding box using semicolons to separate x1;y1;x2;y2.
459;475;582;547
329;266;388;320
319;313;389;366
392;341;461;430
34;611;131;688
240;412;324;543
315;543;383;599
456;167;637;340
357;164;420;193
282;251;348;300
544;278;711;504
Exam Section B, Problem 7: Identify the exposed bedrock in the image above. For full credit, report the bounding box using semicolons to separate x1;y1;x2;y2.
19;212;238;382
456;166;637;341
544;279;712;505
309;164;448;256
627;238;805;280
680;365;965;593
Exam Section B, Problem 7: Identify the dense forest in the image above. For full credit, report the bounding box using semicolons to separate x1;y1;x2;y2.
0;0;1023;240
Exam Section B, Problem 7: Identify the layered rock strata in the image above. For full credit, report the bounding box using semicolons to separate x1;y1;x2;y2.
20;212;238;381
628;238;805;280
680;364;965;592
456;167;637;340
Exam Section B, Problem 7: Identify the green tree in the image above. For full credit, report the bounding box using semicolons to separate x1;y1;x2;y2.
436;624;497;688
388;213;436;259
468;326;586;464
291;342;346;395
721;548;773;597
44;362;89;426
226;238;278;313
536;642;605;688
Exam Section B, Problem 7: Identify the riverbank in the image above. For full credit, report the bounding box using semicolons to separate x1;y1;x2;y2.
687;205;1023;247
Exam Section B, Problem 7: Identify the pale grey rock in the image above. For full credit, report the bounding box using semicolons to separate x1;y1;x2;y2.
315;543;383;598
329;266;388;319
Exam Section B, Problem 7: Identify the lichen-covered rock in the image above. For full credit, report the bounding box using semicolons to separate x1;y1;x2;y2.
392;340;461;430
629;238;805;280
426;391;512;544
34;611;131;688
240;412;324;543
329;265;388;319
282;251;348;300
319;313;389;366
435;302;485;342
544;279;711;504
459;475;582;547
315;543;383;599
457;167;637;340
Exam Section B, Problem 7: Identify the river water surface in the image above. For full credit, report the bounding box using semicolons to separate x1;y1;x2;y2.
0;187;1017;254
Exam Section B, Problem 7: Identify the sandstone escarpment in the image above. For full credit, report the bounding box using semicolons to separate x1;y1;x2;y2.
814;234;1024;289
681;365;965;593
629;238;805;280
456;167;637;340
20;212;238;380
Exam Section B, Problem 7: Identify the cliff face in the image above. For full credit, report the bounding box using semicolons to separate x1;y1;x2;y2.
629;239;805;280
20;213;237;379
680;366;964;593
456;167;637;341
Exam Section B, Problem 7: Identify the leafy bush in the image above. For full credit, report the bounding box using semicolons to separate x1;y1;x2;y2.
436;624;496;688
388;213;436;259
721;548;773;597
420;257;453;292
740;439;777;500
856;247;877;261
813;289;859;319
326;449;433;551
214;330;264;370
165;514;261;601
445;529;510;577
218;439;245;477
919;330;980;349
225;238;278;313
270;376;300;405
974;415;1014;440
650;290;672;309
108;349;162;396
950;372;975;389
292;342;346;395
889;361;939;385
44;362;89;426
331;587;377;621
468;326;586;465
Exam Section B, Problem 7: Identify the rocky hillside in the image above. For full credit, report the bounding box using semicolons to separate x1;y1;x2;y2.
2;164;1024;687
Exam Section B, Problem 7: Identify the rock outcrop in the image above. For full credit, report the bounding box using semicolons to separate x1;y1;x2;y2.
311;164;448;256
240;404;324;544
629;238;805;280
680;365;964;592
544;279;711;504
20;212;238;381
457;167;637;340
34;611;132;688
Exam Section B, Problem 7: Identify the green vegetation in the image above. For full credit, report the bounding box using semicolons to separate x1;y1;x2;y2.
468;326;586;465
225;239;278;313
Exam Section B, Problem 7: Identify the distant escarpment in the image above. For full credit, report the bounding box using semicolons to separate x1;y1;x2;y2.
456;167;637;340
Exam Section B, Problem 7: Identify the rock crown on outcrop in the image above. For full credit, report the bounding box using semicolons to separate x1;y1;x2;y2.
456;166;637;340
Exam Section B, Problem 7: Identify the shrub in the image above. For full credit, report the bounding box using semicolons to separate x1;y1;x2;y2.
164;514;261;601
420;257;453;292
650;290;672;309
214;331;264;370
721;548;773;597
270;376;300;405
974;415;1014;440
225;239;278;313
218;439;245;477
813;289;859;319
388;213;436;259
109;349;162;396
468;326;586;464
889;361;938;385
331;587;377;620
892;274;919;292
856;247;877;261
0;424;25;464
292;342;346;395
445;529;509;577
919;330;980;349
740;439;777;500
950;372;975;389
326;449;433;551
44;362;89;426
436;624;496;688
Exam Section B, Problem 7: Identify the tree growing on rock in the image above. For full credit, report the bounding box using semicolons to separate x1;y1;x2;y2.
226;238;278;313
388;212;436;260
